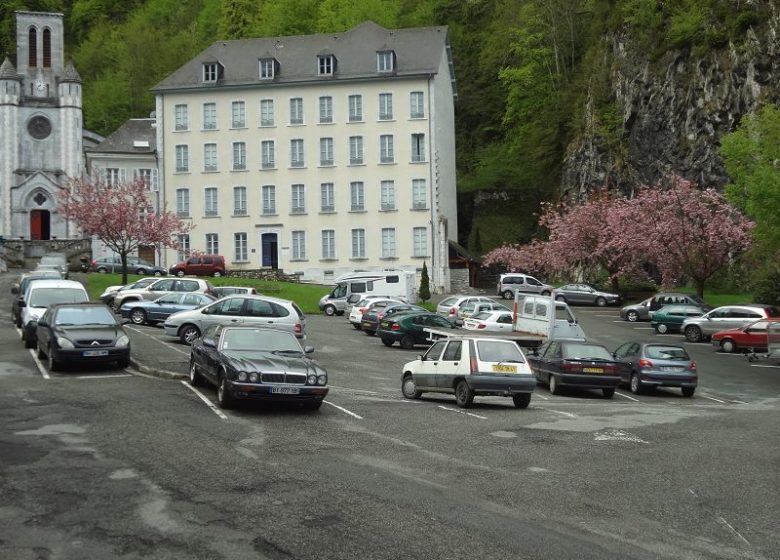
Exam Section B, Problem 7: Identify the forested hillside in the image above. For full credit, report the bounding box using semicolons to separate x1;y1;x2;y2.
2;0;778;255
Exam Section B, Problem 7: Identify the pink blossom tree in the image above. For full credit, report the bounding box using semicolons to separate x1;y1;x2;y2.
58;174;190;284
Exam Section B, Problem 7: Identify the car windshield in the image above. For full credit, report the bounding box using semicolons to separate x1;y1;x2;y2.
564;343;613;360
29;288;88;307
476;340;525;363
220;329;302;353
55;306;116;326
646;345;690;360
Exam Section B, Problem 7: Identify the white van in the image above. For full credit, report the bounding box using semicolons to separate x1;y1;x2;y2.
20;279;89;348
319;270;416;316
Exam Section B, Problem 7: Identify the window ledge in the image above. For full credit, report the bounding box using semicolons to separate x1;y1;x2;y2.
319;258;338;262
173;171;191;175
231;214;249;218
410;206;429;211
288;123;305;127
318;121;335;126
201;128;219;132
230;125;248;130
350;258;368;262
261;213;279;217
203;215;220;219
411;255;430;259
231;169;249;173
231;260;250;264
260;166;277;171
378;161;396;166
202;170;219;174
319;211;337;215
348;162;366;167
173;129;190;133
349;210;367;214
347;119;364;124
377;118;395;123
380;257;399;261
259;124;276;128
289;258;308;262
289;165;307;170
379;208;397;213
289;212;308;216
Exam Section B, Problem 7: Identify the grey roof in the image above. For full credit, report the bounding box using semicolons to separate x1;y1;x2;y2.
153;21;451;92
85;118;156;154
0;57;20;80
60;60;82;83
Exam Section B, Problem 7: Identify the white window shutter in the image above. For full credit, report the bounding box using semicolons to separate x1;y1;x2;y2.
151;169;159;191
119;168;127;183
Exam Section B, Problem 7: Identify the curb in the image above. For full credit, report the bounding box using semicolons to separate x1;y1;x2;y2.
130;358;187;380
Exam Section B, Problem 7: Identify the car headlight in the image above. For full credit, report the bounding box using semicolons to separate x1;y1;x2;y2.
317;374;327;385
249;372;259;382
307;374;317;385
237;372;247;382
56;337;74;349
115;335;129;348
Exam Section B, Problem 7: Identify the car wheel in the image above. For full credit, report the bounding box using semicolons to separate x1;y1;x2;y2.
602;388;615;398
630;373;643;395
213;270;223;277
549;374;561;395
655;323;669;334
324;305;336;317
97;267;108;273
401;373;422;399
455;380;474;408
352;323;361;330
14;312;21;328
541;290;551;296
303;400;323;411
595;296;607;307
189;360;204;387
381;337;394;347
555;295;566;302
720;339;736;353
176;270;185;277
117;357;130;369
512;393;531;409
216;373;233;409
136;268;147;275
625;310;639;322
502;290;514;300
129;308;147;325
684;325;703;343
365;329;375;336
36;341;46;359
154;270;163;276
399;335;415;350
47;345;59;371
681;386;696;398
24;332;34;349
179;324;201;345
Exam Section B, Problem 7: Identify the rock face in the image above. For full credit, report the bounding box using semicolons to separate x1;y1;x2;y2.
563;6;780;197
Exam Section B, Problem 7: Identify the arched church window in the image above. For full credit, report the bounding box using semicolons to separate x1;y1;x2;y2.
28;27;37;67
43;29;51;68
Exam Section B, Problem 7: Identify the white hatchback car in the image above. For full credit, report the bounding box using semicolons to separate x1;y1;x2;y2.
348;297;404;329
463;310;515;332
436;295;496;320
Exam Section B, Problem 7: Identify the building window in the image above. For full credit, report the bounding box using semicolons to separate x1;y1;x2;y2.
203;102;217;130
378;93;393;120
28;28;37;68
175;145;189;173
380;180;395;211
411;133;426;162
233;186;247;215
262;185;276;215
177;234;190;262
321;230;336;259
204;187;218;216
410;91;425;119
348;94;362;122
349;136;363;165
206;233;219;255
318;55;335;76
319;96;333;123
106;168;121;187
381;228;396;258
261;140;275;169
377;50;394;72
290;97;303;125
134;168;157;191
380;135;394;164
413;227;427;257
291;231;306;260
259;58;275;79
43;29;51;68
412;179;428;209
234;232;248;261
231;101;246;128
232;141;247;170
290;139;304;168
291;184;306;214
204;143;217;172
320;183;334;212
203;62;219;83
352;229;366;258
260;99;274;126
174;104;189;131
176;188;190;217
350;182;365;212
320;137;334;166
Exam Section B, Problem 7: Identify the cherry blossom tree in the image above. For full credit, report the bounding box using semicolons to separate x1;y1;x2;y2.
58;174;190;284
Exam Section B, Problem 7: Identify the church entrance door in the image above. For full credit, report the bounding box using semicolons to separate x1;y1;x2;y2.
30;210;51;240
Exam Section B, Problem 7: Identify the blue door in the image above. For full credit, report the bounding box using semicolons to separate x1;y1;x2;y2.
261;233;278;269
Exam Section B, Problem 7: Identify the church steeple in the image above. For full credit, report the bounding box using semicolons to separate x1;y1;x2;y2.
0;57;19;80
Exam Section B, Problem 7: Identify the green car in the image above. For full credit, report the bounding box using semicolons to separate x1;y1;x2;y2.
378;312;457;349
650;304;708;334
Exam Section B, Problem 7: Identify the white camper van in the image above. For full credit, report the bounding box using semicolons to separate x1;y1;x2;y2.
319;270;417;316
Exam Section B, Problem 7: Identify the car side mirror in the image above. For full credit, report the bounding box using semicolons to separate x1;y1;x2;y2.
304;345;314;354
37;319;47;327
202;337;215;347
417;354;424;361
18;301;26;308
11;285;19;295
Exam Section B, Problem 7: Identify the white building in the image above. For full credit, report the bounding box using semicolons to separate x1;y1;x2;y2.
152;21;457;291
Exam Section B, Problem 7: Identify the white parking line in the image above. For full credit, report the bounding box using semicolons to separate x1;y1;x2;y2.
29;349;50;380
437;405;487;420
543;408;577;418
74;374;133;379
699;394;726;403
180;381;229;420
615;391;639;402
125;326;190;356
323;400;363;419
717;516;750;546
750;364;780;369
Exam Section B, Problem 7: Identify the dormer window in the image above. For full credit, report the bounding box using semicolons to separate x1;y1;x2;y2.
259;58;276;79
202;62;221;83
377;50;395;73
318;55;335;76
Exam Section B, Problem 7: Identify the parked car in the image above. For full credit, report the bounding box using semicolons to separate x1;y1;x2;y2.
39;253;69;278
436;295;496;320
91;255;166;276
163;294;306;344
554;283;621;306
348;297;403;329
36;303;130;371
112;278;214;310
120;292;216;325
379;312;457;349
527;339;625;398
19;279;90;348
401;336;535;408
456;301;510;323
497;273;553;300
681;304;780;343
169;255;226;277
462;310;515;332
99;277;159;306
211;286;258;298
360;304;426;336
11;270;62;327
189;326;328;410
34;263;67;278
621;293;708;322
612;341;697;396
343;293;400;316
710;318;780;353
650;304;708;334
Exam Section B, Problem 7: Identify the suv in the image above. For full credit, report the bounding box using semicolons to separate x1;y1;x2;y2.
681;304;780;342
169;255;226;277
497;273;553;300
112;278;214;310
92;255;166;276
401;336;536;408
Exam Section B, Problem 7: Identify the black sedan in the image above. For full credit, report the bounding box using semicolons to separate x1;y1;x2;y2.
189;325;328;410
527;339;625;398
378;312;457;349
36;303;131;371
361;303;426;336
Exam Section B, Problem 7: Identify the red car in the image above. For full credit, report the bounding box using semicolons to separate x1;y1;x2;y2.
711;318;780;353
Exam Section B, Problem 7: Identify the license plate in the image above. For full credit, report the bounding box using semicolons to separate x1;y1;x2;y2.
82;350;109;357
661;366;683;372
583;367;604;373
271;387;300;395
492;364;517;373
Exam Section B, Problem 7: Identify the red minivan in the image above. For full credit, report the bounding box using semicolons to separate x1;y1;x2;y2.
169;255;226;277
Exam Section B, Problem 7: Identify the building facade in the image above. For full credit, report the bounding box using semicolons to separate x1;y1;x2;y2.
153;21;457;291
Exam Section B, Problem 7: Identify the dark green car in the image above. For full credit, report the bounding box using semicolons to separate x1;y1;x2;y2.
378;312;457;349
650;304;708;334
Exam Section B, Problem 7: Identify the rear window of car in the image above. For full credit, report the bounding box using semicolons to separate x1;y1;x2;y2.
439;297;459;307
472;312;492;320
291;303;305;319
178;280;200;291
562;343;613;360
646;345;690;360
475;340;525;363
29;287;88;307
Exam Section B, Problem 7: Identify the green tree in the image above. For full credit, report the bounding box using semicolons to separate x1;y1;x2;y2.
217;0;257;39
315;0;400;32
418;262;431;302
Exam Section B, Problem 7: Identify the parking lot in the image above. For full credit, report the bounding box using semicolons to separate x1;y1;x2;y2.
2;281;779;560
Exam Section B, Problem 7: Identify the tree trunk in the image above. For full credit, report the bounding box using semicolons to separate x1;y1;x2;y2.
611;275;620;294
121;252;128;285
695;278;705;300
